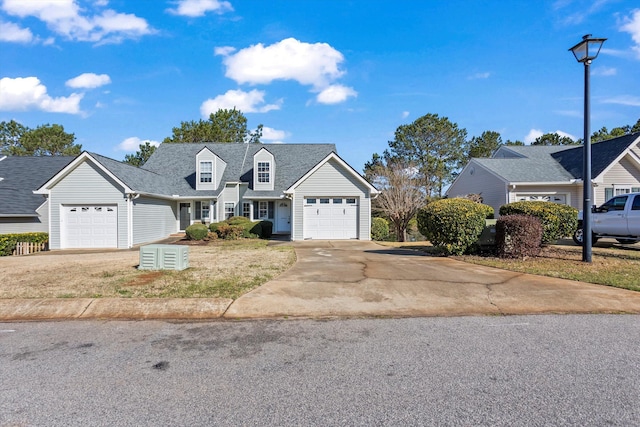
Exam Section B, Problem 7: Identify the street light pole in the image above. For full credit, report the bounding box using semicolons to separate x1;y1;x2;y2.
569;34;606;263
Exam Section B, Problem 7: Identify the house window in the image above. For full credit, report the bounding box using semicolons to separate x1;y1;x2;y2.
253;201;274;219
257;162;270;183
200;161;212;183
195;202;210;221
242;202;251;218
225;202;235;219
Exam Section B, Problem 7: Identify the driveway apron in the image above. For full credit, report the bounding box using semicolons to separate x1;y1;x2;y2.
224;241;640;318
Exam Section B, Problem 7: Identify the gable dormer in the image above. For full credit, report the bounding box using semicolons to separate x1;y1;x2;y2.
196;147;225;190
253;147;275;191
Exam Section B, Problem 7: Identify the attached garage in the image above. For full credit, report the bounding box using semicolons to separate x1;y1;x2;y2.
303;197;358;239
61;205;118;249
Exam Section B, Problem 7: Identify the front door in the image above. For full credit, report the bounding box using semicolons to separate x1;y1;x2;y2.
179;203;191;230
276;200;291;233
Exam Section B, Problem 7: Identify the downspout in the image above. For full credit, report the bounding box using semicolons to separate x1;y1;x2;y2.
127;193;139;248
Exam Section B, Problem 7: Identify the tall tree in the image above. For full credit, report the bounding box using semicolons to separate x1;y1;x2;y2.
1;122;81;156
504;139;525;146
0;120;28;155
124;141;157;167
163;108;263;143
387;113;468;197
531;133;577;146
467;130;502;159
366;153;425;242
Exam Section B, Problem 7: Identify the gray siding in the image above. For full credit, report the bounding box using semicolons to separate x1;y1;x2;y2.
49;160;127;249
292;159;371;240
0;216;47;234
132;196;177;245
447;163;508;216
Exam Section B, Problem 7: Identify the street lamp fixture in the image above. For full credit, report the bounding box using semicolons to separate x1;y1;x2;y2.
569;34;606;263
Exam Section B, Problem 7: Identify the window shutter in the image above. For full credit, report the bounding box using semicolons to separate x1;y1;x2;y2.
253;201;259;220
268;201;274;218
195;201;202;220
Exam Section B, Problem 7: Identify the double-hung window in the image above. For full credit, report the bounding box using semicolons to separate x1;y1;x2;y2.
242;202;251;218
225;202;235;219
200;161;212;183
257;162;270;183
195;202;210;221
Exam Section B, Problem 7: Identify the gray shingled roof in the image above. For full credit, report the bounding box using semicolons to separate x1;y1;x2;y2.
140;143;337;197
478;132;640;182
0;156;75;216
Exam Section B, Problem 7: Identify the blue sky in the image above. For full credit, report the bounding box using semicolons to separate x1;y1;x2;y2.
1;0;639;172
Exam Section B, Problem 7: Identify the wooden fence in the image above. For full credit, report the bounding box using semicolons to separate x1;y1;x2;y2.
12;242;48;256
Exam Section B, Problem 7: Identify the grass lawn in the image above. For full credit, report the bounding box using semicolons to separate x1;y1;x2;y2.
0;240;296;299
378;240;640;292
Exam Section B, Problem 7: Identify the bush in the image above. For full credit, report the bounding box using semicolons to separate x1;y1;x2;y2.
0;232;49;256
215;223;245;240
259;220;273;238
499;201;578;243
185;223;209;240
496;214;543;258
227;216;251;226
416;198;490;255
371;217;390;241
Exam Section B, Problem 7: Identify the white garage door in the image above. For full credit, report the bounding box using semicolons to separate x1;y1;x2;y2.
516;194;566;204
303;197;358;239
62;205;118;248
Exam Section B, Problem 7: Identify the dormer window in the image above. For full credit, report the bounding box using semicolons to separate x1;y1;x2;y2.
257;161;270;183
200;161;212;183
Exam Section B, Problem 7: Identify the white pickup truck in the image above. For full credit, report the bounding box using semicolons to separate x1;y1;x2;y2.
573;192;640;245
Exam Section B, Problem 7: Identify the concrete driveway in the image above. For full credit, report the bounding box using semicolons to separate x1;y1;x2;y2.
224;241;640;318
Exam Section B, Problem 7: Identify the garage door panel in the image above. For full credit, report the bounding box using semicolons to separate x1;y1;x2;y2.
62;205;118;249
304;197;358;240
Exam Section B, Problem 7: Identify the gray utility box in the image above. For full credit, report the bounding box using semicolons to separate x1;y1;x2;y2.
139;244;189;271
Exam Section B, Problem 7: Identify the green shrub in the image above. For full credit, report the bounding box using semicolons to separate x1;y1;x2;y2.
0;232;48;256
371;217;390;241
227;216;251;225
209;222;221;234
499;201;578;243
496;214;543;258
185;223;209;240
416;198;490;255
259;220;273;238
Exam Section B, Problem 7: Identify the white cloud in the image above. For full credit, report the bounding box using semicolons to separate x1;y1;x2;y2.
261;126;288;143
592;66;617;76
0;0;154;44
402;111;410;119
214;45;236;56
117;137;160;152
200;89;281;117
65;73;111;89
601;95;640;106
218;38;346;89
620;9;640;59
316;84;357;104
555;130;577;141
167;0;233;17
0;20;33;43
524;129;543;144
0;76;83;114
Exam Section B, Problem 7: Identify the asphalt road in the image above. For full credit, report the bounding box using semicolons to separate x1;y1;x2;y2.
1;315;639;426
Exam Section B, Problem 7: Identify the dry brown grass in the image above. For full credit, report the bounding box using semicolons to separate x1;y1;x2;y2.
0;240;295;299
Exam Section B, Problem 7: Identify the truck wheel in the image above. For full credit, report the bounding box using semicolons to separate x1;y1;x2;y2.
573;228;599;246
616;238;636;244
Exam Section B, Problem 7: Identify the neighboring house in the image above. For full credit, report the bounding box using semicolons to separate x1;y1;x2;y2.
0;155;75;234
447;132;640;215
33;143;379;249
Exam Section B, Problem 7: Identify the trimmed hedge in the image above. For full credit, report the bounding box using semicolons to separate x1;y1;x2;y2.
496;214;543;258
371;217;390;241
417;198;491;255
185;223;209;240
208;218;272;239
499;201;577;244
0;232;49;256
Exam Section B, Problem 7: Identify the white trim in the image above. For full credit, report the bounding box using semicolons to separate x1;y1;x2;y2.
285;152;379;195
34;152;133;194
